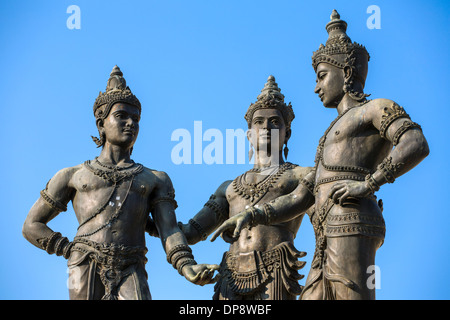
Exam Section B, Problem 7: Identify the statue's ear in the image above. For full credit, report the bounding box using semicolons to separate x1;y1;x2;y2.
285;128;291;143
96;118;104;131
343;65;353;81
246;128;253;141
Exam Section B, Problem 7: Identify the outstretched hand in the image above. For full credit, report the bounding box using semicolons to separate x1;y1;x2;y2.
210;210;253;243
182;264;220;286
329;181;371;205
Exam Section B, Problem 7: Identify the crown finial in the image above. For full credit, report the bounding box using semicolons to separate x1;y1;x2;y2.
106;65;127;92
110;65;123;77
257;75;284;101
331;9;340;20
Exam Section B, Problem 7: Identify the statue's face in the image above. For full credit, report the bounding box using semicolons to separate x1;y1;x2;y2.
314;62;345;108
248;108;289;153
100;102;140;148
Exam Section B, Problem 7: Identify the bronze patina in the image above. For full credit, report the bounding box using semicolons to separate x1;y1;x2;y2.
212;10;429;300
22;66;219;300
180;76;315;300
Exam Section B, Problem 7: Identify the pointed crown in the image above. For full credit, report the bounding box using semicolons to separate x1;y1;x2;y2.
312;10;370;81
244;75;295;129
93;66;141;120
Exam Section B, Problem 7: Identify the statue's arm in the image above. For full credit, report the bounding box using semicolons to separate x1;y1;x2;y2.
150;171;219;285
179;181;231;244
22;167;76;258
211;168;315;242
330;100;429;204
368;99;430;189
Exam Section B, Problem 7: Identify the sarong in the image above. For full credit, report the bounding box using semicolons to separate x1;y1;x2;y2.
67;238;151;300
213;241;306;300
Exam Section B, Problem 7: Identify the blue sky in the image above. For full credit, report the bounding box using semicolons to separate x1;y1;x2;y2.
1;0;449;300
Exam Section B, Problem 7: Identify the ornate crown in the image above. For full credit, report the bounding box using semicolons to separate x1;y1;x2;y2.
93;65;141;120
312;10;370;72
244;75;295;129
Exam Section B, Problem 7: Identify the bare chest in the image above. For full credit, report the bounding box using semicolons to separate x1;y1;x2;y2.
70;164;155;221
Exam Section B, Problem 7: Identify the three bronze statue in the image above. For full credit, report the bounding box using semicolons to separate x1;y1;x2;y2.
22;10;429;300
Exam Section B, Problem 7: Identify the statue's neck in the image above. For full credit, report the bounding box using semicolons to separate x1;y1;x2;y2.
253;149;285;169
336;93;363;115
98;142;133;166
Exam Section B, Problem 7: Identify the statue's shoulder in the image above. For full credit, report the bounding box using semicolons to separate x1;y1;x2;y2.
141;166;172;183
140;166;177;189
217;180;233;196
365;98;402;114
364;98;410;128
290;164;315;180
46;164;84;192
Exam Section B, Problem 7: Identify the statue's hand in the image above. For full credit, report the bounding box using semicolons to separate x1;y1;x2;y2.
182;264;220;286
329;181;371;205
210;210;253;243
145;217;159;238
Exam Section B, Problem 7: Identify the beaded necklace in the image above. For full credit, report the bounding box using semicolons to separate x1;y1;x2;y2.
232;162;298;205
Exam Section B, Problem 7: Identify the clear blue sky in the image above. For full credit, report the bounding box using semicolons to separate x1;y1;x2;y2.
1;0;448;300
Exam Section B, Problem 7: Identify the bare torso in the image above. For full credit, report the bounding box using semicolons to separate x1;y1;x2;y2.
67;161;160;247
315;101;391;209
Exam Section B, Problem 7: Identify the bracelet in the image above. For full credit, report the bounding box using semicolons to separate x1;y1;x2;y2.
365;174;380;193
38;232;72;258
176;258;197;275
262;203;275;225
166;244;192;264
377;157;404;184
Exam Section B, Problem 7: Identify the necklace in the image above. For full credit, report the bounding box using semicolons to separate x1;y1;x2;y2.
85;159;144;184
232;162;297;204
76;176;135;238
95;157;135;170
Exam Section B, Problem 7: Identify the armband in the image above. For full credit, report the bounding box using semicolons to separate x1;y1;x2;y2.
391;120;422;146
189;218;208;241
204;195;227;222
379;102;410;140
150;196;178;210
40;189;67;212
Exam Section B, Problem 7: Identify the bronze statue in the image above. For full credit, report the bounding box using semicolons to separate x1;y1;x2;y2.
212;10;429;300
22;66;219;300
179;75;315;300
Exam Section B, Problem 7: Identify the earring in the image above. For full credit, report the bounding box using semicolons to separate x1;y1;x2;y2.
284;143;289;160
248;146;254;161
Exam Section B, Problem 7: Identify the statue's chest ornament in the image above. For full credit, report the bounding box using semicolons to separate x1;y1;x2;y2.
232;162;298;205
75;159;144;238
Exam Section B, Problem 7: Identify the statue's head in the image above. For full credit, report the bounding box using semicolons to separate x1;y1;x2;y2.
245;76;294;159
312;10;370;107
92;66;141;149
